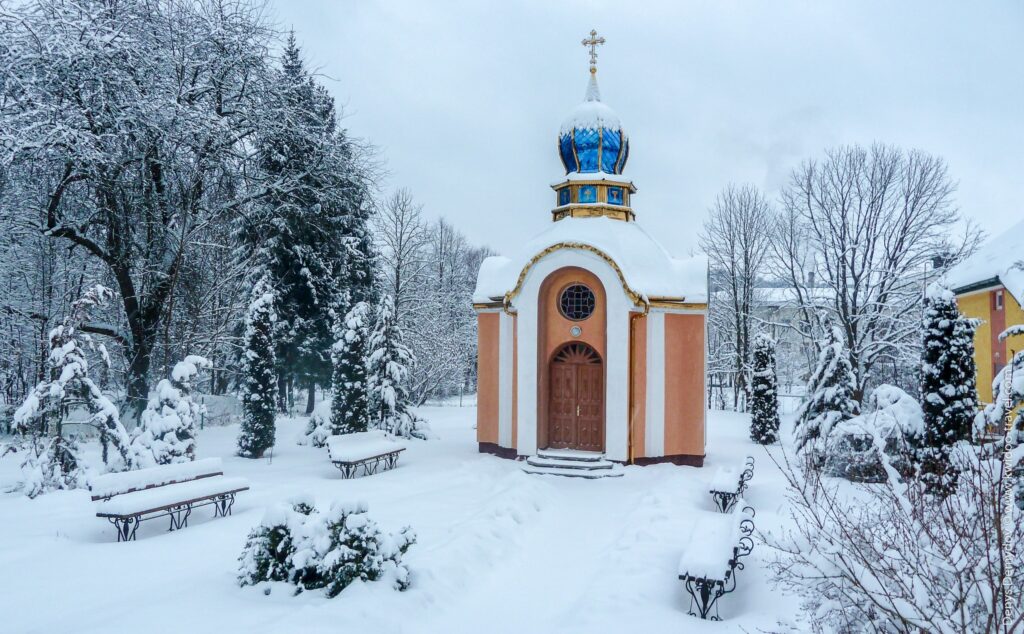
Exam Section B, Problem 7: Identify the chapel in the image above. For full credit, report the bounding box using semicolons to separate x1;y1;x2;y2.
472;32;709;475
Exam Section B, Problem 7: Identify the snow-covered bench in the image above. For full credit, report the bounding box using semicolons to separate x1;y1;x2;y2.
91;458;248;542
709;456;755;513
677;503;756;620
326;430;405;479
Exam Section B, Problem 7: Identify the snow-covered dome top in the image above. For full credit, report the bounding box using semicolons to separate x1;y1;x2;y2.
558;73;629;175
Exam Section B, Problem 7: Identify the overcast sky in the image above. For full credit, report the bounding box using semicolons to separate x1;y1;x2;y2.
271;1;1023;257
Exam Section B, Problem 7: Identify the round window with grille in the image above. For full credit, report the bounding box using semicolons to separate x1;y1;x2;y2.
558;284;596;321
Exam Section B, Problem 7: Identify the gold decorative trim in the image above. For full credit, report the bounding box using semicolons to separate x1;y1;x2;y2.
552;206;634;222
502;242;655;316
647;300;707;310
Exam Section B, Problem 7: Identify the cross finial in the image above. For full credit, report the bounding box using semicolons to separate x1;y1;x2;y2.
581;29;605;75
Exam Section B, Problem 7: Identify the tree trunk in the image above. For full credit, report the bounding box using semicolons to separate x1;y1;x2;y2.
122;335;152;426
305;380;315;415
276;373;288;413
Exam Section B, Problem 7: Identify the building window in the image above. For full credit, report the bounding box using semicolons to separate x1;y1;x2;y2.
558;187;570;206
579;185;597;204
559;284;596;321
607;186;623;205
996;290;1004;310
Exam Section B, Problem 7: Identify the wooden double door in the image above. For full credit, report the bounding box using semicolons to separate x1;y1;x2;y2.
548;342;604;452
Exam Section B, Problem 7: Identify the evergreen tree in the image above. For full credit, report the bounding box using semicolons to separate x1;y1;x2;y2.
794;324;860;465
750;332;781;444
234;33;372;415
331;298;372;435
366;295;428;439
12;285;133;495
132;356;211;466
238;284;278;458
918;283;979;495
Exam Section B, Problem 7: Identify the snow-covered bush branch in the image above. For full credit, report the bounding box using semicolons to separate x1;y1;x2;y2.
764;443;1024;633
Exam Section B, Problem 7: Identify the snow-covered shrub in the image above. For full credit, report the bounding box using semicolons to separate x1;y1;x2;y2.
15;435;84;499
750;332;781;444
10;285;133;495
765;440;1024;633
132;356;210;466
823;385;921;482
238;285;277;458
366;295;429;440
238;497;415;597
330;300;371;436
794;325;859;467
298;400;331;448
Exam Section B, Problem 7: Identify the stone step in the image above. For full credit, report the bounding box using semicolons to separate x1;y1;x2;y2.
525;455;614;470
535;448;605;462
521;463;624;479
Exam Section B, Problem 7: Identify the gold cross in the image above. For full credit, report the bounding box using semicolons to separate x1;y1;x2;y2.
581;29;605;74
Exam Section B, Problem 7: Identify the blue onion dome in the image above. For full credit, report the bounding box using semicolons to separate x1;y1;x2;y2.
558;73;629;175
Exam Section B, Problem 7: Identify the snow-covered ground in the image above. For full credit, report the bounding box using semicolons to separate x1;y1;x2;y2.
0;406;802;633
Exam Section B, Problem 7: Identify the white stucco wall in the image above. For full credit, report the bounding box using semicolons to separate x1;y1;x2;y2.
510;248;631;462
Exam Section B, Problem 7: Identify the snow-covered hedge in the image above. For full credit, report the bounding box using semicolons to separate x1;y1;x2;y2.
238;497;415;598
823;385;922;482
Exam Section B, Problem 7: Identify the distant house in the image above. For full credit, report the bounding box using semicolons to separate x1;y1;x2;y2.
946;220;1024;404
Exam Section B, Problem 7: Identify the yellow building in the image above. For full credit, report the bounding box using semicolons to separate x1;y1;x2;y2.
946;220;1024;404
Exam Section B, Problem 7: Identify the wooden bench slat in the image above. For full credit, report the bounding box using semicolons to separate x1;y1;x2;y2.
89;457;225;499
331;447;405;466
95;476;249;518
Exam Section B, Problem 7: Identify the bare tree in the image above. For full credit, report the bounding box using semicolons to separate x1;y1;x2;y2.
701;184;774;410
771;144;980;401
0;0;300;419
373;188;431;319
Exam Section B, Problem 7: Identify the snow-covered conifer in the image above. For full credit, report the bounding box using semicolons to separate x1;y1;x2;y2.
12;285;133;495
366;295;428;439
750;332;781;444
794;324;859;465
234;34;373;415
919;283;979;495
132;356;211;466
330;300;371;435
238;498;415;597
238;285;278;458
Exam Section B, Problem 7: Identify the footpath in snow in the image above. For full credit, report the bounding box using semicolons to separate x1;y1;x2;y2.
0;406;800;633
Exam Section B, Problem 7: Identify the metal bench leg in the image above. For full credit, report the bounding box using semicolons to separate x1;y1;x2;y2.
685;576;725;620
109;516;140;542
213;493;236;518
711;491;738;513
385;453;399;470
168;504;192;531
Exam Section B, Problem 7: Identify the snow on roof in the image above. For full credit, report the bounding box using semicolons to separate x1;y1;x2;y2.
473;217;708;305
945;218;1024;302
559;74;623;136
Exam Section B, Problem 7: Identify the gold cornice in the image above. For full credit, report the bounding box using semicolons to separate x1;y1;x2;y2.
473;301;504;310
552;206;634;222
502;242;653;316
647;300;707;310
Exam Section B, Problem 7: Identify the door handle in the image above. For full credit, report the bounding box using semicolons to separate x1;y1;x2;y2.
576;404;580;417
